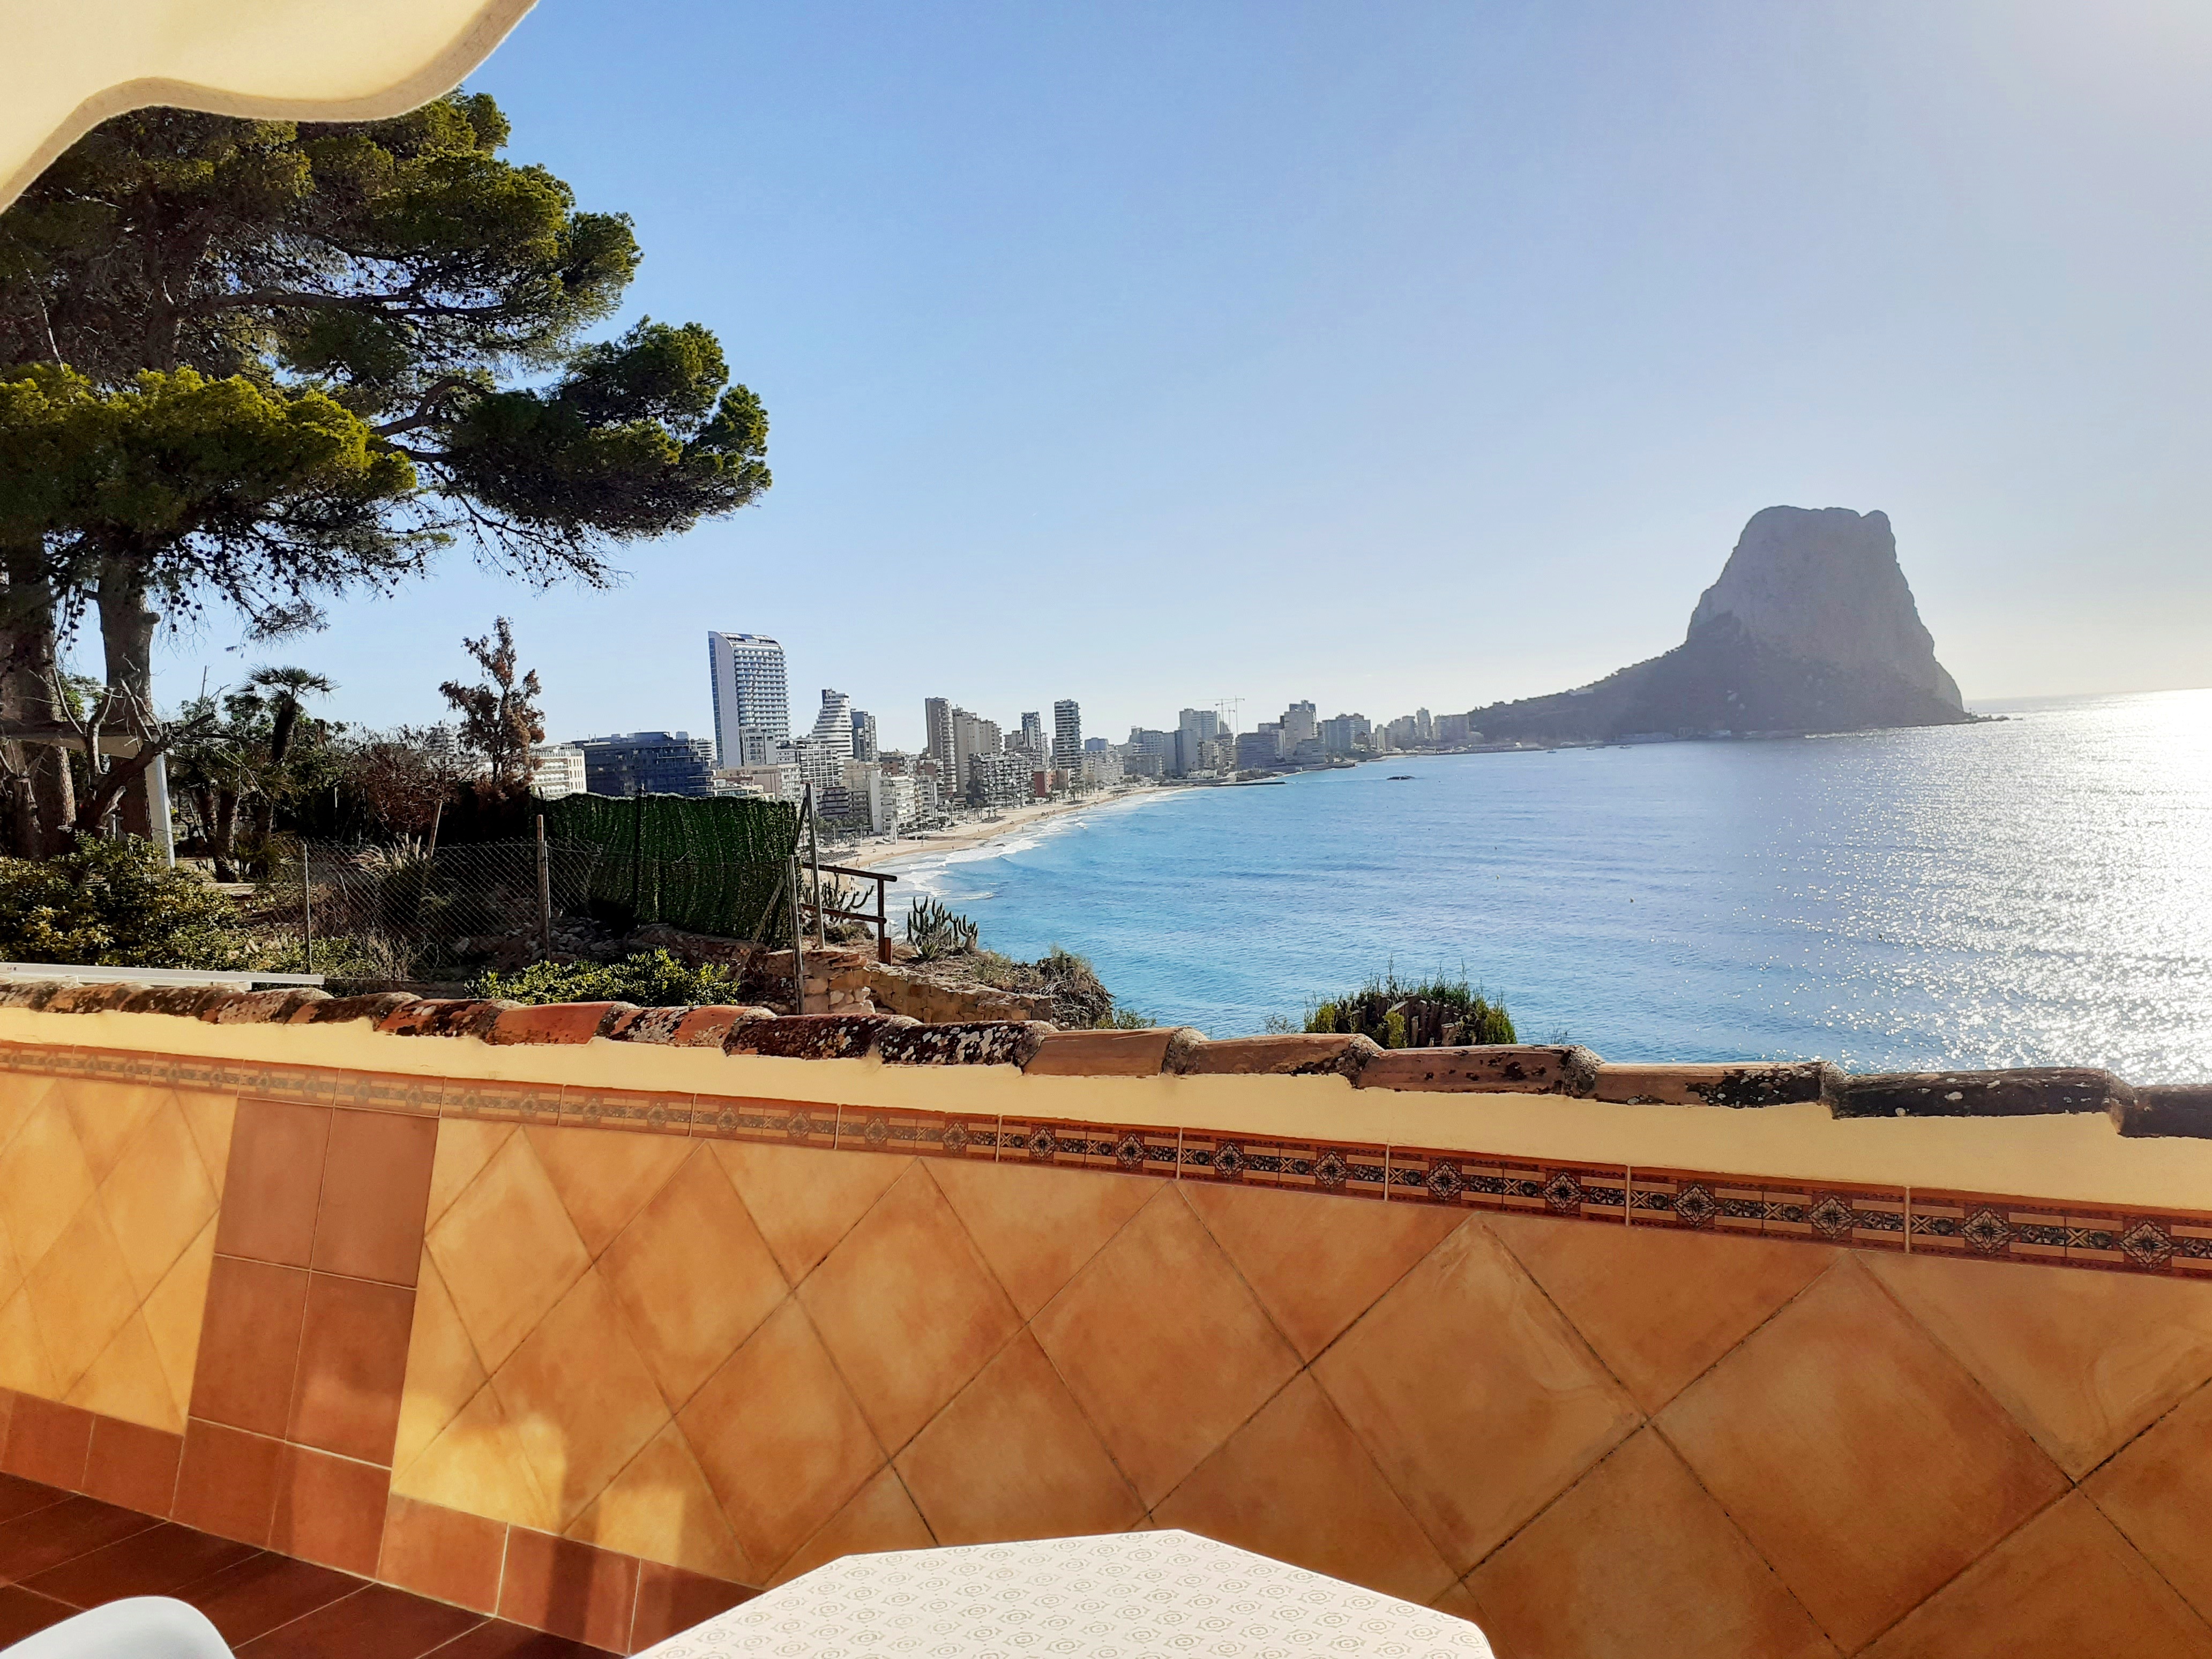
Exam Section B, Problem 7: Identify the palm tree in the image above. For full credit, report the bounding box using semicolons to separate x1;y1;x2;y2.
243;666;335;845
248;667;335;767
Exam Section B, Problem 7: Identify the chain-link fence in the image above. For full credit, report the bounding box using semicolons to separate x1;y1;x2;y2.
252;836;799;982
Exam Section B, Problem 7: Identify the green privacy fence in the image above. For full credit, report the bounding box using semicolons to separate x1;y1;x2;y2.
541;793;803;941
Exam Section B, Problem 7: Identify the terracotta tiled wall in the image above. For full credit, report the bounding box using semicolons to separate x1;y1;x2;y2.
390;1120;2212;1657
13;1058;2212;1656
0;1073;231;1436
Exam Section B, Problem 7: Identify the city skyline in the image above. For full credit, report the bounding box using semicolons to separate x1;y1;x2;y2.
133;1;2212;743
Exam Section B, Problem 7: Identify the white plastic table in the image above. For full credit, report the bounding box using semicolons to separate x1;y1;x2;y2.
638;1530;1496;1658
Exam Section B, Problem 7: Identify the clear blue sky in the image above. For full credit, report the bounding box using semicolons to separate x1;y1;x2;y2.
146;0;2212;750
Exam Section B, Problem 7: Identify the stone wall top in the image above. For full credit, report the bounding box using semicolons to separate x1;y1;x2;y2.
0;976;2202;1140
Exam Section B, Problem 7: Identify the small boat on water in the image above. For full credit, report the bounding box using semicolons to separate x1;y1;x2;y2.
1386;774;1415;781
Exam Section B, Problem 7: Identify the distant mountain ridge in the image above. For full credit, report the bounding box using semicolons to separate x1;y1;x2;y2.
1471;506;1969;743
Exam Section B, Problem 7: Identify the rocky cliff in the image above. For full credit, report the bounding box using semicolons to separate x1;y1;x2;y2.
1471;506;1968;743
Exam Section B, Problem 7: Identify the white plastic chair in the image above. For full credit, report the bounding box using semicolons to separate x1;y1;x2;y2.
1;1597;230;1658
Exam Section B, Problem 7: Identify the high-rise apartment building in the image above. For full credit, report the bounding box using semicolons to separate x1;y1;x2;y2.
1281;701;1319;750
707;633;789;768
807;690;856;760
924;698;953;771
1018;712;1045;756
575;731;718;797
1053;700;1082;771
850;709;878;762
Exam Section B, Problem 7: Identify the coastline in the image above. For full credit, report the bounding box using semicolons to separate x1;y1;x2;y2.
830;783;1175;873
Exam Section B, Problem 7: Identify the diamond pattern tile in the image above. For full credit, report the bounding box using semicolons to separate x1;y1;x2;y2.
491;1268;670;1531
1312;1217;1640;1574
425;1132;591;1374
797;1164;1020;1453
1868;1250;2212;1479
1657;1256;2068;1652
0;1076;231;1438
676;1298;886;1576
1859;1492;2212;1659
600;1147;786;1411
1030;1185;1301;1508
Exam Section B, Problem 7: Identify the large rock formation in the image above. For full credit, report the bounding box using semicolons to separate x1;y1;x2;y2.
1471;506;1968;743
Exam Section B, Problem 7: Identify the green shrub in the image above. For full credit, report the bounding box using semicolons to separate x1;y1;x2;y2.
1303;968;1514;1048
473;948;748;1007
0;836;256;968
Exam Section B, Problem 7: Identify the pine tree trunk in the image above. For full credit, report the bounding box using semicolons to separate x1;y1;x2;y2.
211;787;240;881
95;551;158;840
0;540;76;856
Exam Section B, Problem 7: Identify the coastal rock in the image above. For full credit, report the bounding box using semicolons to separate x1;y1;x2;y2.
1472;506;1969;742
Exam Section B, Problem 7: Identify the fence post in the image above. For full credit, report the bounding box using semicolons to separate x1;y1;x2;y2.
875;873;890;964
300;842;312;973
789;851;808;1015
535;813;553;961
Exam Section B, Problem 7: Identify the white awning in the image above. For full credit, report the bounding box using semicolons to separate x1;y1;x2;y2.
1;0;535;210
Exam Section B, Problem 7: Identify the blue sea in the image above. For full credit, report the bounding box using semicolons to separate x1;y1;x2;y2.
886;691;2212;1080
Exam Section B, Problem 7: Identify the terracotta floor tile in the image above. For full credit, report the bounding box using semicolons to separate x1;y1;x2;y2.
522;1126;689;1259
235;1581;484;1658
1184;1181;1466;1361
1030;1186;1301;1508
677;1299;886;1576
1464;1426;1834;1658
0;1492;161;1581
1861;1492;2212;1658
798;1164;1021;1453
708;1142;910;1284
1311;1219;1640;1575
2086;1377;2212;1620
490;1268;672;1531
600;1146;787;1410
424;1620;622;1659
1869;1251;2212;1479
313;1109;439;1287
215;1099;332;1268
497;1528;637;1652
287;1272;415;1465
425;1133;591;1375
1656;1256;2067;1653
0;1584;71;1643
929;1159;1155;1320
173;1550;365;1645
896;1330;1142;1545
1154;1372;1457;1604
0;1472;70;1525
1489;1210;1829;1414
630;1560;755;1650
21;1520;257;1606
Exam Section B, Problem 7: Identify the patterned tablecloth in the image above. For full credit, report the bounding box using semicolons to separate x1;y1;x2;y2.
638;1530;1495;1658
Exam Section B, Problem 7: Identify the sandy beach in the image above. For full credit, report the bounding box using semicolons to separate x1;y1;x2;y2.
829;784;1171;872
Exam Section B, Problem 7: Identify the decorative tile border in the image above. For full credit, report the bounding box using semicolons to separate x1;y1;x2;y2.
5;1037;2211;1282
